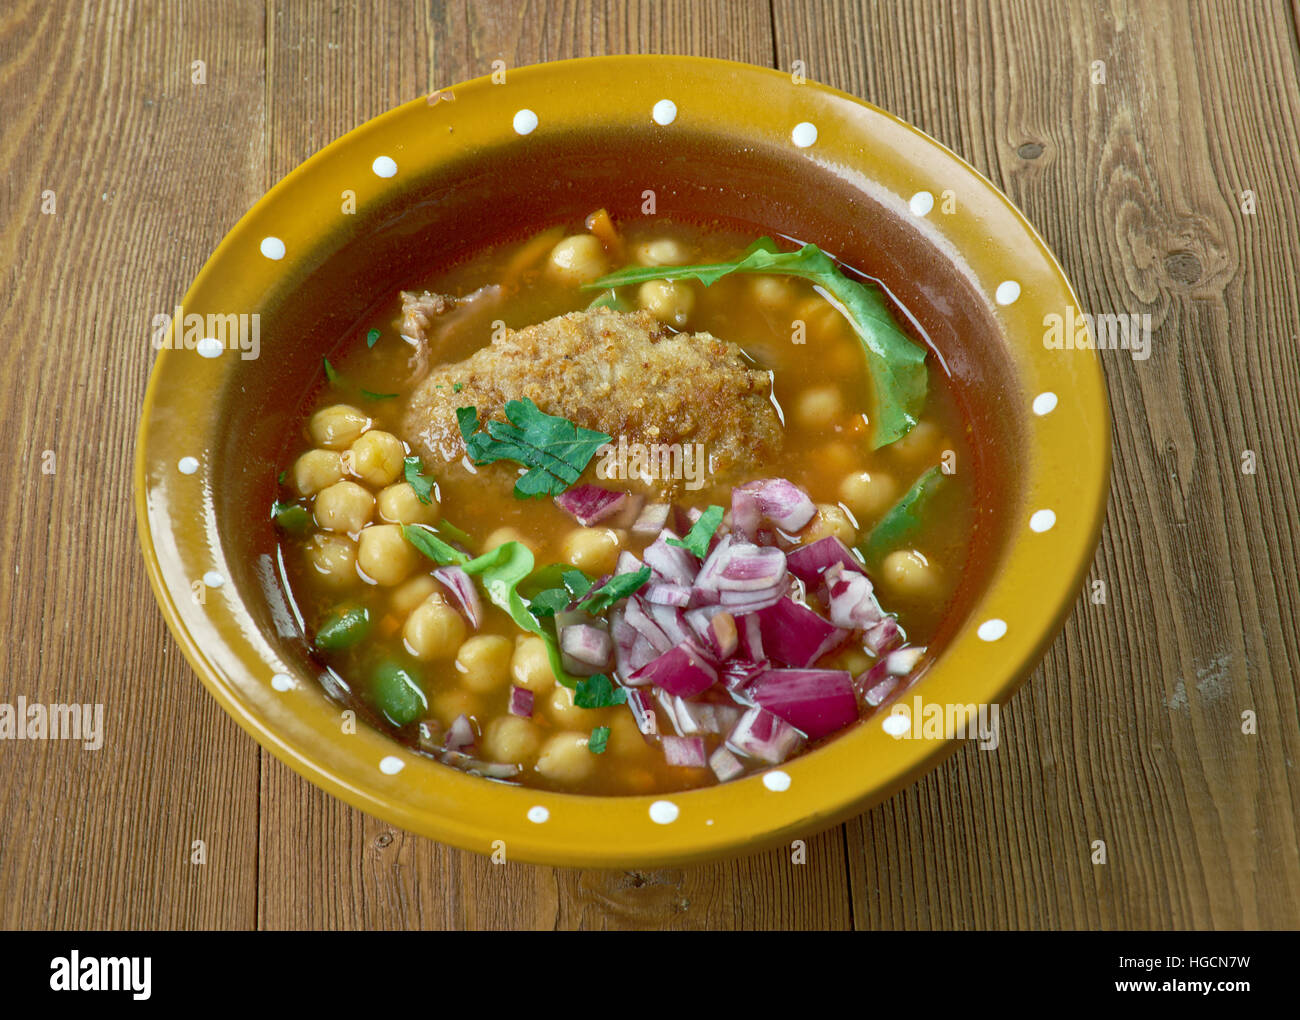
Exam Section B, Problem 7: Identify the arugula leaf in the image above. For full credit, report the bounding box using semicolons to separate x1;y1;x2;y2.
457;399;612;498
435;518;472;544
587;289;632;312
360;388;398;401
860;466;946;563
271;499;311;533
574;673;627;709
526;587;573;617
403;455;436;504
314;606;371;650
576;565;651;615
402;524;470;566
588;725;611;754
323;357;342;385
587;239;928;447
666;505;724;557
366;327;381;348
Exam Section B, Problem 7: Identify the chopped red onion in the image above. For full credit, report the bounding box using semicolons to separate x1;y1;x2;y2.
737;613;765;661
623;597;673;653
786;536;864;584
629;643;719;698
885;646;926;675
721;657;768;694
862;615;904;656
558;619;612;675
824;562;889;631
860;671;901;707
607;492;646;529
648;602;691;646
716;543;787;591
694;534;734;591
508;686;534;718
438;750;521;780
626;688;659;735
684;604;726;642
645;582;692;607
706;611;738;659
663;735;708;768
756;597;850;668
644;528;699;584
446;713;476;750
434;565;483;629
555;484;629;526
750;478;817;532
615;550;644;575
632;502;673;537
726;706;805;764
673;696;719;735
709;745;746;782
719;585;786;613
749;668;859;740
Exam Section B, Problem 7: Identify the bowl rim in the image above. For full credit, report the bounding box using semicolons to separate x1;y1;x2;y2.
134;53;1110;867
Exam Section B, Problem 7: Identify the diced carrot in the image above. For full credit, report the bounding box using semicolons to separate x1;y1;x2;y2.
502;225;565;286
585;207;624;260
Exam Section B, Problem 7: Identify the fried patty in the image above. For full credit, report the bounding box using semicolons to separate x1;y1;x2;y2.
401;306;782;487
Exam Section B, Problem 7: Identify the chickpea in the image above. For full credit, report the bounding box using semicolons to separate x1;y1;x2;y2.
304;533;357;587
561;526;623;576
376;481;439;526
831;646;872;676
483;526;536;557
633;237;691;266
429;687;482;728
535;731;596;783
546;684;604;728
637;279;694;328
309;404;371;449
404;594;466;660
357;523;418;586
292;448;343;496
840;470;900;521
814;440;858;476
794;385;845;430
750;274;796;307
348;430;405;488
546;234;609;285
391;575;437;615
481;716;543;765
795;295;844;337
511;636;557;692
880;548;940;597
607;711;649;757
802;503;856;545
890;420;944;465
313;480;374;534
455;634;513;693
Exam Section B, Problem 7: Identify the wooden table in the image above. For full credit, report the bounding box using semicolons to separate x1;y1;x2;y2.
2;0;1297;930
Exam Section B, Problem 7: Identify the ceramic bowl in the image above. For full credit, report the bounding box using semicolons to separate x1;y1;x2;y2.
134;55;1109;867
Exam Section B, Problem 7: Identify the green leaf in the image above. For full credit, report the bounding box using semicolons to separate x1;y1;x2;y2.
576;566;651;615
323;357;342;385
403;455;436;504
361;388;399;401
314;606;371;650
574;673;627;709
586;240;928;447
666;505;724;557
271;499;311;533
457;398;612;498
587;289;632;312
452;381;464;393
366;327;381;348
370;661;426;726
562;569;594;597
860;466;946;564
588;725;610;754
435;517;472;544
524;569;591;618
402;524;470;566
526;587;572;617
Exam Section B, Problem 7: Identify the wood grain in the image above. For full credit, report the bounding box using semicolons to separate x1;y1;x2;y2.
1;0;1297;930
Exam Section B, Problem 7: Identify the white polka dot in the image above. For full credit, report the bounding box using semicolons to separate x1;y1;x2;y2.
271;673;294;691
260;236;285;260
652;99;677;125
978;618;1008;642
379;755;404;775
763;770;792;792
527;805;549;824
1032;391;1058;416
909;191;934;216
705;819;714;826
195;336;223;359
512;108;538;135
791;121;818;148
202;571;224;589
649;800;679;824
1029;509;1057;533
177;456;199;475
882;714;910;737
995;280;1021;305
371;155;397;178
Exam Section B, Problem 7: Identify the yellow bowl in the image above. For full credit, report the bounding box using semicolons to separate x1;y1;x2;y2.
134;55;1109;867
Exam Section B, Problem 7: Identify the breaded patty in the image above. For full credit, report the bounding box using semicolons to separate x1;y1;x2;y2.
401;307;782;486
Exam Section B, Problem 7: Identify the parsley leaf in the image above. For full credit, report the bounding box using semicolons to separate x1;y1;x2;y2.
456;399;612;498
271;499;311;533
403;455;436;504
587;239;928;448
576;566;651;615
666;505;724;557
574;673;627;709
562;569;593;597
526;587;572;617
452;381;464;393
588;725;610;754
366;327;381;348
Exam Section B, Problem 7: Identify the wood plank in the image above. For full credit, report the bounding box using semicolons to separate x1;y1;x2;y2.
773;0;1300;929
0;0;267;928
256;0;852;931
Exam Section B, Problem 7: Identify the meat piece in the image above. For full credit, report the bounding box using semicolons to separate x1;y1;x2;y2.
399;290;457;340
402;307;782;491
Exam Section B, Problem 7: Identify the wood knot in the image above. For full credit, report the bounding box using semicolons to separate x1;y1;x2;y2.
1164;250;1203;285
1017;141;1045;160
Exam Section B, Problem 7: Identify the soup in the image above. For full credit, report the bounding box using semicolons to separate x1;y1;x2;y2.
272;213;976;795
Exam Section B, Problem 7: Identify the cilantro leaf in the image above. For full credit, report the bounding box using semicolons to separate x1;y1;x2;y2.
588;725;610;754
562;569;593;597
587;239;928;448
666;505;724;558
403;455;436;504
574;673;627;709
576;566;651;615
366;327;381;348
456;399;612;498
526;587;572;617
452;381;464;393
